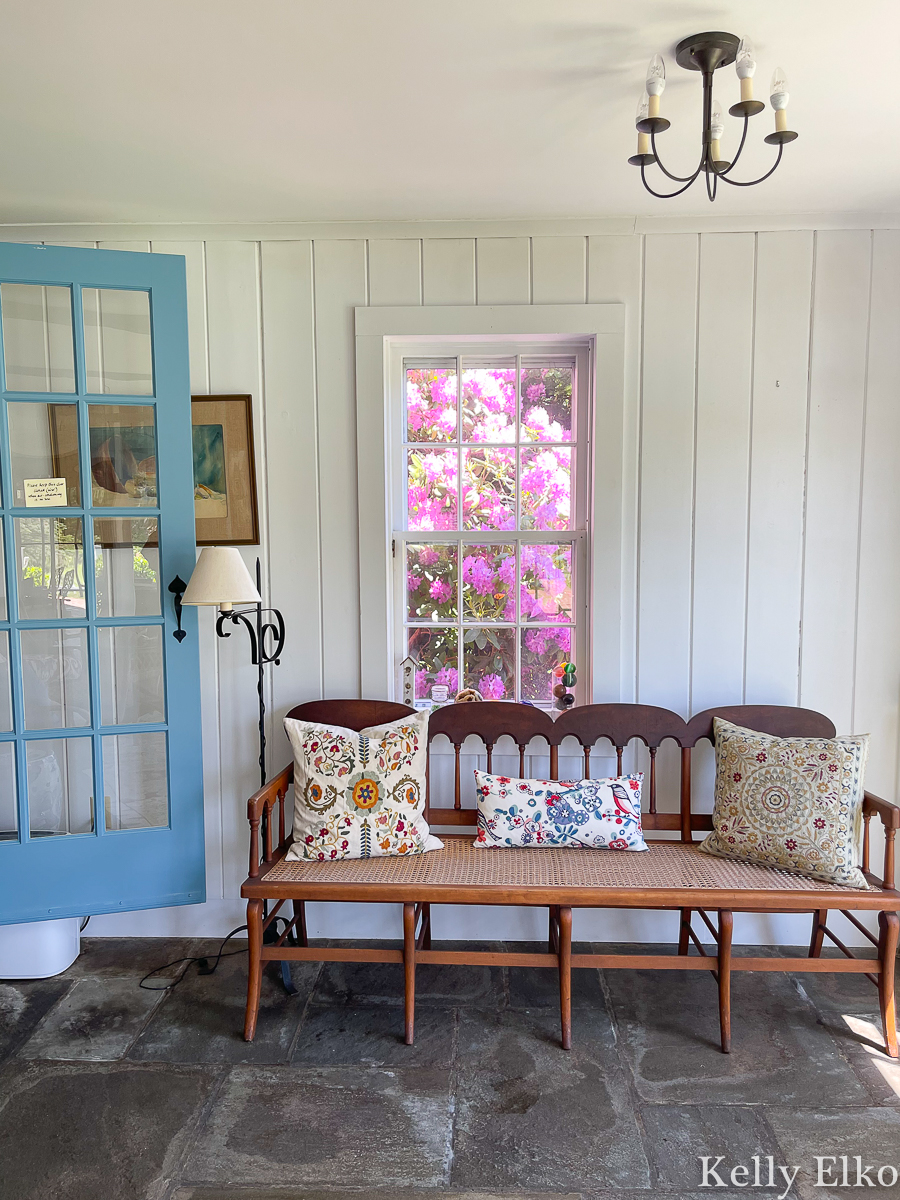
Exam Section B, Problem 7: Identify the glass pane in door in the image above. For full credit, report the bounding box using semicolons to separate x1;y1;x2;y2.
15;517;86;619
103;732;167;830
0;527;6;620
26;737;93;836
8;402;81;507
1;283;75;393
0;743;15;840
94;518;160;617
21;627;91;730
83;289;153;395
98;626;164;725
87;405;157;507
0;631;11;731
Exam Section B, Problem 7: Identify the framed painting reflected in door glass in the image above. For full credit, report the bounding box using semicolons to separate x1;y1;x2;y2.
190;395;259;546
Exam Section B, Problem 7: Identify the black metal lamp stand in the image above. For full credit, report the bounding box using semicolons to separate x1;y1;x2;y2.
214;558;285;789
213;558;293;983
172;550;295;992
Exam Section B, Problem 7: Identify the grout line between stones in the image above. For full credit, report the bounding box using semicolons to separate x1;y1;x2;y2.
164;1064;231;1195
597;955;655;1189
286;959;325;1063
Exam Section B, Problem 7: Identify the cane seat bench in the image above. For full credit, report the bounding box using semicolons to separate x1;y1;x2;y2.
241;700;899;1059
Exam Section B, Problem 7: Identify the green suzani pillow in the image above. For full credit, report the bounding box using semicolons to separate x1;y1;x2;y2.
284;711;443;862
699;718;870;889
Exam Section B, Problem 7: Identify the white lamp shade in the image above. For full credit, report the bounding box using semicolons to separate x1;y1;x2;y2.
181;546;261;609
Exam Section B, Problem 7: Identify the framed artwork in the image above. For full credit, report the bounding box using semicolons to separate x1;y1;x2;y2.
191;395;260;546
48;395;260;548
49;402;159;548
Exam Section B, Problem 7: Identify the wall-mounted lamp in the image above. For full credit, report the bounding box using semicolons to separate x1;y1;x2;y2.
180;547;286;787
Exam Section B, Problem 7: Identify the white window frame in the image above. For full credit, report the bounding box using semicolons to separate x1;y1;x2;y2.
392;342;590;707
354;304;628;704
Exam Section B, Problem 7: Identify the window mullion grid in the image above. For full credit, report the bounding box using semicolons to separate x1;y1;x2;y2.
399;351;583;710
456;357;463;690
514;355;522;702
456;536;463;694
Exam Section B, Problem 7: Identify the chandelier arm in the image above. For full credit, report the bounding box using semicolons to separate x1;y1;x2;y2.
649;128;706;183
705;162;717;202
718;142;784;187
716;116;750;176
640;160;705;199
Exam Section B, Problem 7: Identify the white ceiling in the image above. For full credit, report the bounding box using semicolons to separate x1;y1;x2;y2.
2;0;897;224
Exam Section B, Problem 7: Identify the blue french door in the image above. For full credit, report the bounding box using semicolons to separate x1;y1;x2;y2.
0;242;203;924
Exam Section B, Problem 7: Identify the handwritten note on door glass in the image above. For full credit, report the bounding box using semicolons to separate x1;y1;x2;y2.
24;478;68;507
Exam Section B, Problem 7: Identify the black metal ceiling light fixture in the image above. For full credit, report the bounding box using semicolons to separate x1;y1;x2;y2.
629;32;798;201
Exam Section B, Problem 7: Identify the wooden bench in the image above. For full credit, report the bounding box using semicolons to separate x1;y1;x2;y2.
241;699;899;1058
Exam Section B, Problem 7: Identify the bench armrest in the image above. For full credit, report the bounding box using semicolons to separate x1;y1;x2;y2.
247;763;294;878
863;791;899;891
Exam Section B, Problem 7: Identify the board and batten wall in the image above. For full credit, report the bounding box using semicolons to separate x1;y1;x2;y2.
11;224;899;945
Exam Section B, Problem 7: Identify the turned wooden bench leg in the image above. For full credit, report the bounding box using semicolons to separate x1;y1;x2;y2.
421;901;432;950
878;910;899;1060
403;902;416;1046
808;908;827;958
293;899;309;947
244;898;264;1042
548;904;559;954
558;906;572;1051
678;908;692;955
717;910;734;1054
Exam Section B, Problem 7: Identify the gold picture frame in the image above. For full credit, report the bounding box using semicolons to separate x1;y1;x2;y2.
48;395;260;548
49;402;159;549
191;395;260;546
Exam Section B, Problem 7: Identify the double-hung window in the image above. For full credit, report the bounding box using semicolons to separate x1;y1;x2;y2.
392;344;590;708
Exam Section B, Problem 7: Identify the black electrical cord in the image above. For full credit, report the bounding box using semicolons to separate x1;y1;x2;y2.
138;916;298;992
139;923;249;992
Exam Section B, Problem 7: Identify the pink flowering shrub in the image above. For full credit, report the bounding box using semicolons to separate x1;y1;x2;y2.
462;368;516;441
479;673;506;700
462;448;516;530
520;544;572;621
520;366;573;442
461;546;515;622
521;627;572;702
406;543;457;621
405;363;576;702
407;449;458;530
520;447;571;530
410;626;458;698
406;369;458;442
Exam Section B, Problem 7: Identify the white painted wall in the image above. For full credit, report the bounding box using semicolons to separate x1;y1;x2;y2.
8;222;898;947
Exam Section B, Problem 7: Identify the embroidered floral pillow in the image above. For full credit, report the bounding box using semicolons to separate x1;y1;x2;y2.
473;771;648;851
699;718;870;888
284;711;443;862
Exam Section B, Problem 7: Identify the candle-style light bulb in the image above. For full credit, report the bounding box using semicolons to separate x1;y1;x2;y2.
735;37;756;102
635;92;650;155
770;67;789;133
709;100;725;163
646;53;665;117
709;100;725;140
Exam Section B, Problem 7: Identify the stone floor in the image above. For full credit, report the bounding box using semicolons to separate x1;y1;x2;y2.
0;937;898;1200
